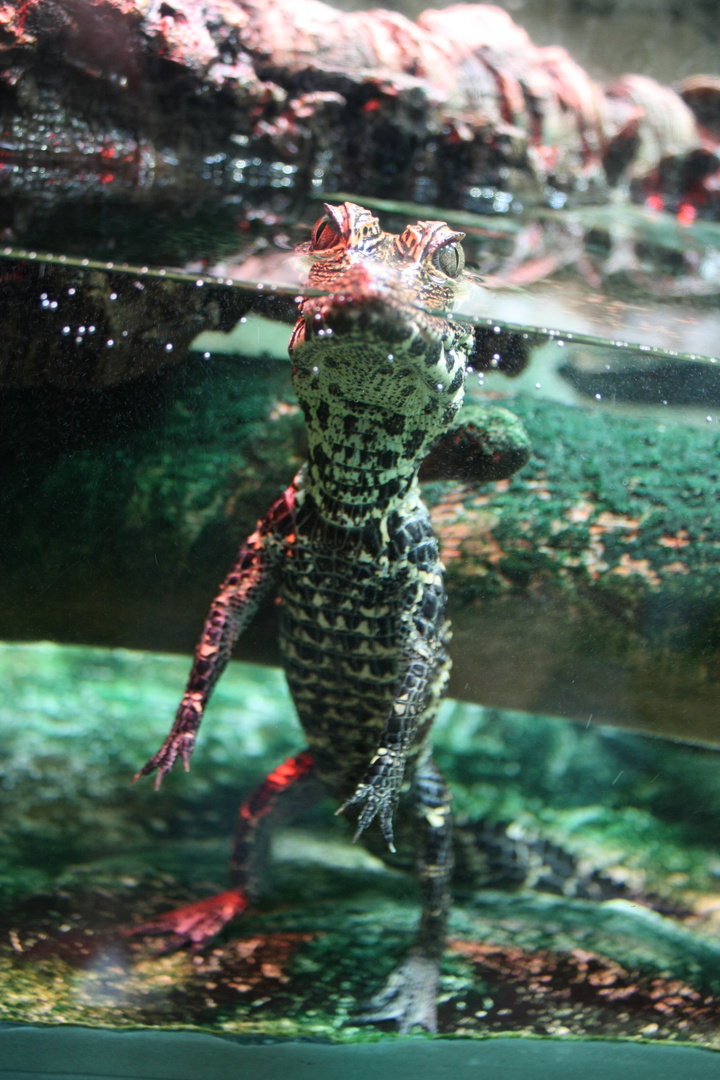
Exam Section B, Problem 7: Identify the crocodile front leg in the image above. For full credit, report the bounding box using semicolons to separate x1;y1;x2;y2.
135;484;297;787
337;635;448;851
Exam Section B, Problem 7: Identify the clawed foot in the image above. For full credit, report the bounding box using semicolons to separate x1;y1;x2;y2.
123;889;248;948
337;755;404;850
134;700;201;788
357;952;439;1034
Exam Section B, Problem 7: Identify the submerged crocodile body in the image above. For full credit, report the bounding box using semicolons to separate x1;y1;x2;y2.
136;201;527;1031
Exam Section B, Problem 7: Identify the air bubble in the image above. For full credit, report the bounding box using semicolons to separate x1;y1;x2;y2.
67;288;76;296
106;339;114;347
109;293;118;301
493;325;501;333
387;353;395;363
466;364;474;374
535;382;541;389
203;351;211;359
312;365;319;373
317;329;326;337
195;279;204;287
239;317;247;324
707;416;713;423
557;340;564;347
88;326;95;333
435;382;444;391
62;326;70;334
165;343;173;351
595;393;602;401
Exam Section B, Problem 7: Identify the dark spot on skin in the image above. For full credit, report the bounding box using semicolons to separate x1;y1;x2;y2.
316;400;330;429
404;429;425;456
423;341;442;367
384;414;405;436
449;368;464;394
344;414;358;438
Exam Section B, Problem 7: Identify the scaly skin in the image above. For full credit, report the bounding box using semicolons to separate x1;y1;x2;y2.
135;201;504;1032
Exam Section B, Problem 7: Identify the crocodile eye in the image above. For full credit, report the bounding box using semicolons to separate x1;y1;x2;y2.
433;242;465;278
311;215;343;251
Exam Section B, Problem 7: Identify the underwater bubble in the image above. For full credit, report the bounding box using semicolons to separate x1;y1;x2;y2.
239;317;247;324
62;326;70;335
195;279;204;287
557;340;565;347
312;365;319;374
256;282;264;290
535;382;541;389
106;339;114;347
109;293;117;301
78;326;86;334
40;292;47;300
317;329;326;337
81;258;88;266
387;354;395;363
493;325;501;333
707;416;713;422
203;351;211;359
88;326;96;333
41;299;49;308
50;301;57;310
165;343;173;352
595;393;602;400
435;382;444;391
466;364;474;373
67;288;76;296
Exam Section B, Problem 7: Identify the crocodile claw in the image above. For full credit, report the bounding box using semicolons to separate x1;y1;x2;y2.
357;952;439;1033
337;781;398;851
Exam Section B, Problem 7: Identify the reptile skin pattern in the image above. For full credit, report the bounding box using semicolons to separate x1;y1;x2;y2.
136;202;476;1031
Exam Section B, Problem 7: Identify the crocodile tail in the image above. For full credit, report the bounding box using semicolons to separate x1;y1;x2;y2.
452;815;685;915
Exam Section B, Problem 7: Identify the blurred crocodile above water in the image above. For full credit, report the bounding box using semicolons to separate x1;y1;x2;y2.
3;0;720;253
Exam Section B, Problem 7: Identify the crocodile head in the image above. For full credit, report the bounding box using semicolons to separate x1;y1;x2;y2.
289;202;474;508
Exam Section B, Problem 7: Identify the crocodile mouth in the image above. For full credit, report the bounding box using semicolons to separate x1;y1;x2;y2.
290;264;467;361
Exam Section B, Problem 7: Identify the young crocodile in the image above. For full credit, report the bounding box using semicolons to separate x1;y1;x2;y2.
135;201;528;1032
